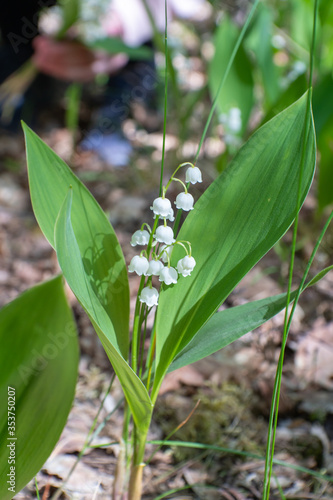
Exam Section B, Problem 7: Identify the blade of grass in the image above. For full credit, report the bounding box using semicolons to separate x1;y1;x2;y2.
152;485;194;500
149;440;333;484
34;478;40;500
263;0;320;496
273;471;287;500
263;206;333;498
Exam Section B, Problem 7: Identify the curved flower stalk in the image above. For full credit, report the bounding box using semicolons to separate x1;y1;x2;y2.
128;163;201;308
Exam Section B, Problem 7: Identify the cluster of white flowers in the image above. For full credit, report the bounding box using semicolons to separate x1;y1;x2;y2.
128;163;202;307
39;0;110;43
77;0;111;43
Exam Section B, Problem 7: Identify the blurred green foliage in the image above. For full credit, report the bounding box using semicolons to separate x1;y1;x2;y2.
208;0;333;210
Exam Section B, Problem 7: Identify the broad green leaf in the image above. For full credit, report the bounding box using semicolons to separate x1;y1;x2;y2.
0;276;78;499
89;38;153;60
23;123;129;358
153;92;315;396
55;191;153;433
169;293;291;372
208;15;254;135
170;263;333;372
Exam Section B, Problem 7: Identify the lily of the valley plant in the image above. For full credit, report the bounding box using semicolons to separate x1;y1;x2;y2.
0;4;323;494
0;86;316;500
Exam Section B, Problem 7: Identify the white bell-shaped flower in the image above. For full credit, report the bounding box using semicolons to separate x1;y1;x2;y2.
175;192;194;211
185;166;202;184
146;259;164;276
151;197;172;217
159;266;178;285
130;229;150;247
165;207;175;222
160;244;173;263
154;225;175;245
176;255;196;277
128;255;149;276
139;286;159;307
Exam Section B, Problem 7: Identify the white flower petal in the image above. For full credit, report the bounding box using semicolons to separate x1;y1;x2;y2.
154;226;175;245
139;287;159;307
166;207;175;222
146;259;164;276
185;166;202;184
128;255;149;276
176;256;196;277
130;229;150;247
150;197;172;217
159;266;178;285
175;192;194;211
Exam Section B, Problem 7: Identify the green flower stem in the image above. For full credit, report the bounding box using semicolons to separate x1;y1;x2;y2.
131;217;159;374
164;162;193;193
141;222;152;233
158;0;168;197
175;240;191;255
131;276;146;373
136;304;147;374
147;216;159;256
170;177;187;192
139;310;149;378
146;324;157;392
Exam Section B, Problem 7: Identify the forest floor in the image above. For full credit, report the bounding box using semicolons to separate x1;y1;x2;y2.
1;14;333;500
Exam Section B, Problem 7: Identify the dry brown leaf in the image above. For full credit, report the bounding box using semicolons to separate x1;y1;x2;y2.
159;365;205;395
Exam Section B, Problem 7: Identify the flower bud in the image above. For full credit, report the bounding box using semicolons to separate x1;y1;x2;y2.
177;255;196;277
139;286;159;307
130;229;150;247
159;266;178;285
185;166;202;184
175;192;194;211
146;259;164;276
154;225;175;245
128;255;149;276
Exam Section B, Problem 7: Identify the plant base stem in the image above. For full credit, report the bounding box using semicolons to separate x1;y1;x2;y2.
128;463;145;500
112;440;127;500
